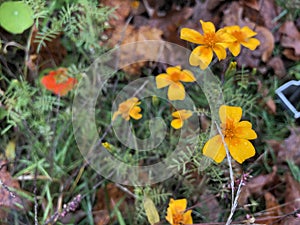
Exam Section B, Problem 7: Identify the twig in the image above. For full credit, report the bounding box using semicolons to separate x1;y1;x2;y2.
43;194;82;225
34;166;38;225
215;122;234;206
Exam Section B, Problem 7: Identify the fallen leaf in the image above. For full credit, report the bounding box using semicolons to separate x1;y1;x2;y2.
267;56;286;78
5;140;16;162
101;0;131;27
238;167;277;205
107;24;163;75
93;183;134;224
279;21;300;60
0;160;28;219
265;97;277;114
241;0;280;31
276;173;300;225
93;210;110;225
256;192;282;225
269;127;300;164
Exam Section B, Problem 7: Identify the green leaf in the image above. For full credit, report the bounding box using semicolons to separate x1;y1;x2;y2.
0;1;34;34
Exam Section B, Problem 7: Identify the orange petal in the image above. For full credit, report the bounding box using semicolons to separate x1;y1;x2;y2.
180;69;196;82
165;206;173;224
228;138;256;163
228;42;241;56
171;118;183;129
200;20;215;33
219;105;242;124
241;26;257;38
166;66;181;75
189;46;213;70
183;210;193;224
171;199;187;212
156;74;172;89
129;106;142;120
180;28;204;44
202;135;226;163
235;121;257;140
168;82;185;100
213;44;227;60
241;38;260;50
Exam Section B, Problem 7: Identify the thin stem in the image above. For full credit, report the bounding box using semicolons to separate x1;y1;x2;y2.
214;122;234;206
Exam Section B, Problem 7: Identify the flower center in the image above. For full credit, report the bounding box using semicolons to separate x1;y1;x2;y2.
173;212;184;225
222;119;236;139
231;30;246;42
204;33;216;48
170;71;181;82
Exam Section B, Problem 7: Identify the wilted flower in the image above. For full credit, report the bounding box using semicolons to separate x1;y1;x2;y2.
171;110;193;129
180;20;235;70
112;97;142;121
41;68;77;96
156;66;195;100
203;105;257;164
166;198;193;225
224;25;260;56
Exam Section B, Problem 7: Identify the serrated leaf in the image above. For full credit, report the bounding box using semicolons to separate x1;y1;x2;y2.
143;196;160;225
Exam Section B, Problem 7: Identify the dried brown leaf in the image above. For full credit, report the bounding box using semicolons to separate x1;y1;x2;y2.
101;0;131;27
108;24;163;75
284;173;300;214
238;167;277;205
267;56;286;78
0;161;28;219
257;192;282;225
269;127;300;164
280;21;300;60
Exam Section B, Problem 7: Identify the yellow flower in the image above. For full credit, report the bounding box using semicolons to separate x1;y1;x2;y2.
180;20;235;70
112;97;142;121
203;105;257;164
156;66;195;100
171;110;193;129
166;198;193;225
224;25;260;56
102;142;112;150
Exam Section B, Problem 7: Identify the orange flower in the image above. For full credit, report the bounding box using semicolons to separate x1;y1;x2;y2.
224;25;260;56
41;68;77;96
180;20;235;70
166;198;193;225
203;105;257;164
156;66;195;100
171;110;193;129
112;97;142;121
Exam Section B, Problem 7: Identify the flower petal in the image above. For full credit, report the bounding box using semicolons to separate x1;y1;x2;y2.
156;74;172;89
241;38;260;50
200;20;215;33
241;26;257;38
203;135;226;163
171;118;183;129
166;66;181;75
129;106;142;120
168;82;185;100
228;42;241;56
235;121;257;140
171;199;187;212
228;138;256;163
219;105;242;124
180;69;196;82
180;28;205;44
183;210;193;224
213;44;227;60
189;46;213;70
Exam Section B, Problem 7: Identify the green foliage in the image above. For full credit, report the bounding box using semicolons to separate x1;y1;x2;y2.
31;0;112;53
0;1;34;34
